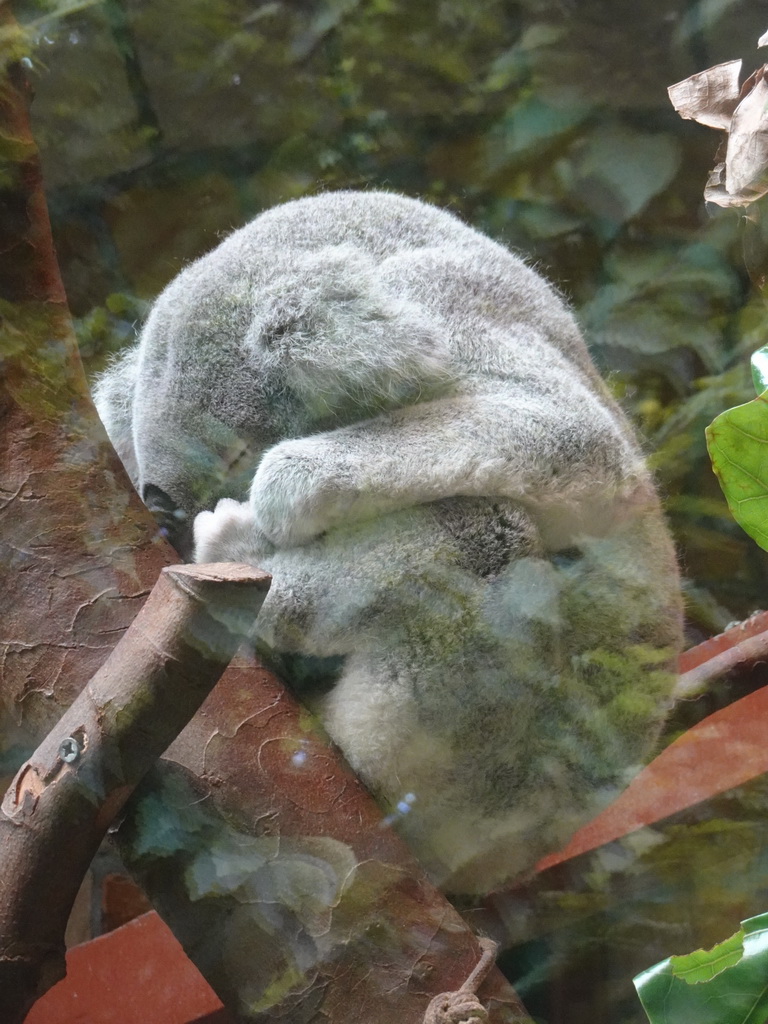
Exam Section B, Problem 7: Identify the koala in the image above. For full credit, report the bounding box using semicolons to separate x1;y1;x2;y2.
93;190;682;895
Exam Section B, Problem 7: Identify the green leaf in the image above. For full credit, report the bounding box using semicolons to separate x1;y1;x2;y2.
751;346;768;395
669;928;745;983
705;391;768;552
570;125;682;224
634;913;768;1024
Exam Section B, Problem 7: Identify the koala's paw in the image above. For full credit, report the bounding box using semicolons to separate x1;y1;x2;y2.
194;498;275;565
250;440;355;547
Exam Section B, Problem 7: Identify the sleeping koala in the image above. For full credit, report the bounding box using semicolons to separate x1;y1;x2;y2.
93;190;682;894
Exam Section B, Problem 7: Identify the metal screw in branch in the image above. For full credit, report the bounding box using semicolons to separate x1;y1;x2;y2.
58;737;81;763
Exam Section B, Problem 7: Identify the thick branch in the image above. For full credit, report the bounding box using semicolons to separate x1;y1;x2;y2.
0;563;270;1024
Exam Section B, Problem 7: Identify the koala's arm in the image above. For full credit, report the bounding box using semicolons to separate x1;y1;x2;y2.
200;386;648;556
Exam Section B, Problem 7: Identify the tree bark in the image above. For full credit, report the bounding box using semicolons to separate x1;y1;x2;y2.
0;9;175;743
0;563;270;1024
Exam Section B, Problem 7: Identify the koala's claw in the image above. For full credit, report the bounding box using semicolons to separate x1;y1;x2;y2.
194;498;275;565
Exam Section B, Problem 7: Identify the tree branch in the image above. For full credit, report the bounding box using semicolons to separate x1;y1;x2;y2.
0;563;270;1024
674;613;768;698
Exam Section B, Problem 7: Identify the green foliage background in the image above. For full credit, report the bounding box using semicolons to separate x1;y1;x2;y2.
17;0;768;635
12;2;768;1021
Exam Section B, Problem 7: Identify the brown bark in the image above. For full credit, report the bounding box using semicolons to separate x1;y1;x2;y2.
0;12;176;742
0;563;270;1024
0;25;531;1024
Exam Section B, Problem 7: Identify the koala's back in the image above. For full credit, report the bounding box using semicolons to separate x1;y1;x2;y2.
189;189;598;377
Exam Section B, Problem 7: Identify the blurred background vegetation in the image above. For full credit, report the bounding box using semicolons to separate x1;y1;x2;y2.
15;0;768;638
8;3;768;1021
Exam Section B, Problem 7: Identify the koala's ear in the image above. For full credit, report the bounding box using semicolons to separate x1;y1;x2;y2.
248;245;455;418
141;483;194;559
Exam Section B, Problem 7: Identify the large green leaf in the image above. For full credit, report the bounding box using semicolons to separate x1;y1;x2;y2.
634;913;768;1024
705;391;768;552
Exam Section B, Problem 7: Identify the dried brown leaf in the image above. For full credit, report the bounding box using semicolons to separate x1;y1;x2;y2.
668;60;742;130
725;71;768;201
703;140;732;206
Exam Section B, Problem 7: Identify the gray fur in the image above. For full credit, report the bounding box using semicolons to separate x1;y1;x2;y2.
93;191;682;894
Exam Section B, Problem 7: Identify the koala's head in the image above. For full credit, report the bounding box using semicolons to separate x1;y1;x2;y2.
104;198;460;554
126;235;456;532
133;405;264;557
